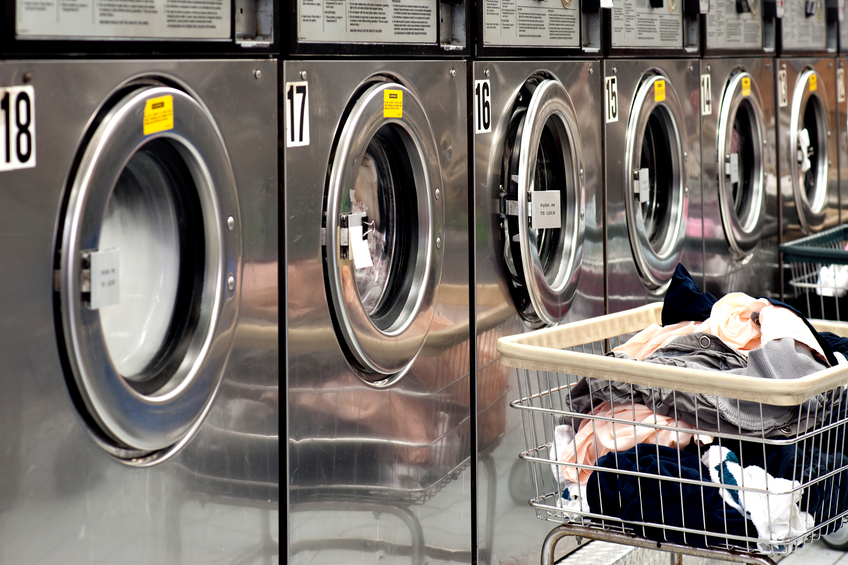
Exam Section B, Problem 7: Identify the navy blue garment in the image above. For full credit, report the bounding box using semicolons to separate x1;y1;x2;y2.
586;444;755;549
661;264;717;325
662;263;838;366
819;332;848;358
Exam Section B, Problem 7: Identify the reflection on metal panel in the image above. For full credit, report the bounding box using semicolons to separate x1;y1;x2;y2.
0;59;278;563
284;60;471;565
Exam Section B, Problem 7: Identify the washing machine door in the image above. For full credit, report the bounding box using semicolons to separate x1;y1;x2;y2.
625;73;688;292
501;78;585;327
790;68;830;233
716;71;767;260
55;84;240;461
324;80;444;382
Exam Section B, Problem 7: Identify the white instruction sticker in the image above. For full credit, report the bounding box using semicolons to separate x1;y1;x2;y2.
531;190;561;230
90;248;120;310
17;0;230;39
350;226;373;269
0;86;35;173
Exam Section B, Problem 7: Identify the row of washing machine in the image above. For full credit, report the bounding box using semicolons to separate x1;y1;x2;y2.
283;2;848;565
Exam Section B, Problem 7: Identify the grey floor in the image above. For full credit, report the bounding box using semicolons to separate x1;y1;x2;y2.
779;541;848;565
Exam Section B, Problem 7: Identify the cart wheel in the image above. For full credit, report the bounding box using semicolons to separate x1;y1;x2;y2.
823;526;848;551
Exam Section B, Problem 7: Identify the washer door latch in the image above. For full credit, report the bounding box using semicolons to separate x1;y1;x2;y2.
339;212;371;260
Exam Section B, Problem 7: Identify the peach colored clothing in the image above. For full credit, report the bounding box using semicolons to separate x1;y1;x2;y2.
556;401;697;485
613;293;827;361
698;293;768;351
613;321;700;360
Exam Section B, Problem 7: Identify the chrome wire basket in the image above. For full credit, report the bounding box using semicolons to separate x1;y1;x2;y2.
499;303;848;564
781;225;848;321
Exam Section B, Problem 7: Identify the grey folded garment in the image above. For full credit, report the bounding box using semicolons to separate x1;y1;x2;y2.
564;332;831;438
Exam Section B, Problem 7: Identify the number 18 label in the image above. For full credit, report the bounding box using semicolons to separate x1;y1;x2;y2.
0;86;36;172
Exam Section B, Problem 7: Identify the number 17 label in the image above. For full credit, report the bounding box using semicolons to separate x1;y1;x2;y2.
285;81;310;148
0;86;36;172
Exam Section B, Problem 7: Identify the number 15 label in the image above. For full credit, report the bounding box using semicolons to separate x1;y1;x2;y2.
605;76;618;123
0;86;36;172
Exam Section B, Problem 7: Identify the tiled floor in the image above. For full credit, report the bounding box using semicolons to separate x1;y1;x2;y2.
779;541;848;565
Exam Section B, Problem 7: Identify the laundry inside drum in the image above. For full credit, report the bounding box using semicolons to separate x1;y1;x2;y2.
730;100;758;226
639;109;675;251
801;96;825;208
98;139;203;383
532;117;567;287
350;125;416;329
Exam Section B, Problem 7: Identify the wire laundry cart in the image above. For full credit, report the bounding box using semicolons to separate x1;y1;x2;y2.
781;225;848;321
499;303;848;565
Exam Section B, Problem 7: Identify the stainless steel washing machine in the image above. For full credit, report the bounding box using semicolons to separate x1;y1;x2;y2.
776;58;840;248
283;60;470;565
0;59;277;563
701;59;780;298
471;59;603;563
604;59;702;313
699;0;780;298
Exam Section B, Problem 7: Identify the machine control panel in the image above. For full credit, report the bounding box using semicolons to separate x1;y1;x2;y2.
610;0;684;49
705;0;763;50
782;0;826;50
17;0;231;39
482;0;580;47
298;0;439;44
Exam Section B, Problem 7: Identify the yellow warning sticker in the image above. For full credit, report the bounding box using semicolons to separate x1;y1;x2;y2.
143;95;174;136
654;80;666;103
742;77;751;97
810;74;818;92
383;90;403;118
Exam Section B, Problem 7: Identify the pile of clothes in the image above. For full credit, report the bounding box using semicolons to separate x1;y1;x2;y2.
550;265;848;551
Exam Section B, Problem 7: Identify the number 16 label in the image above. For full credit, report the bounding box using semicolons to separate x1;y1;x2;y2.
474;79;491;134
0;86;36;172
285;81;310;148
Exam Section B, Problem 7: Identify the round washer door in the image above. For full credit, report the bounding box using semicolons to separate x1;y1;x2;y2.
56;85;240;460
790;69;830;233
624;73;688;293
324;80;444;383
716;71;767;260
501;78;585;327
